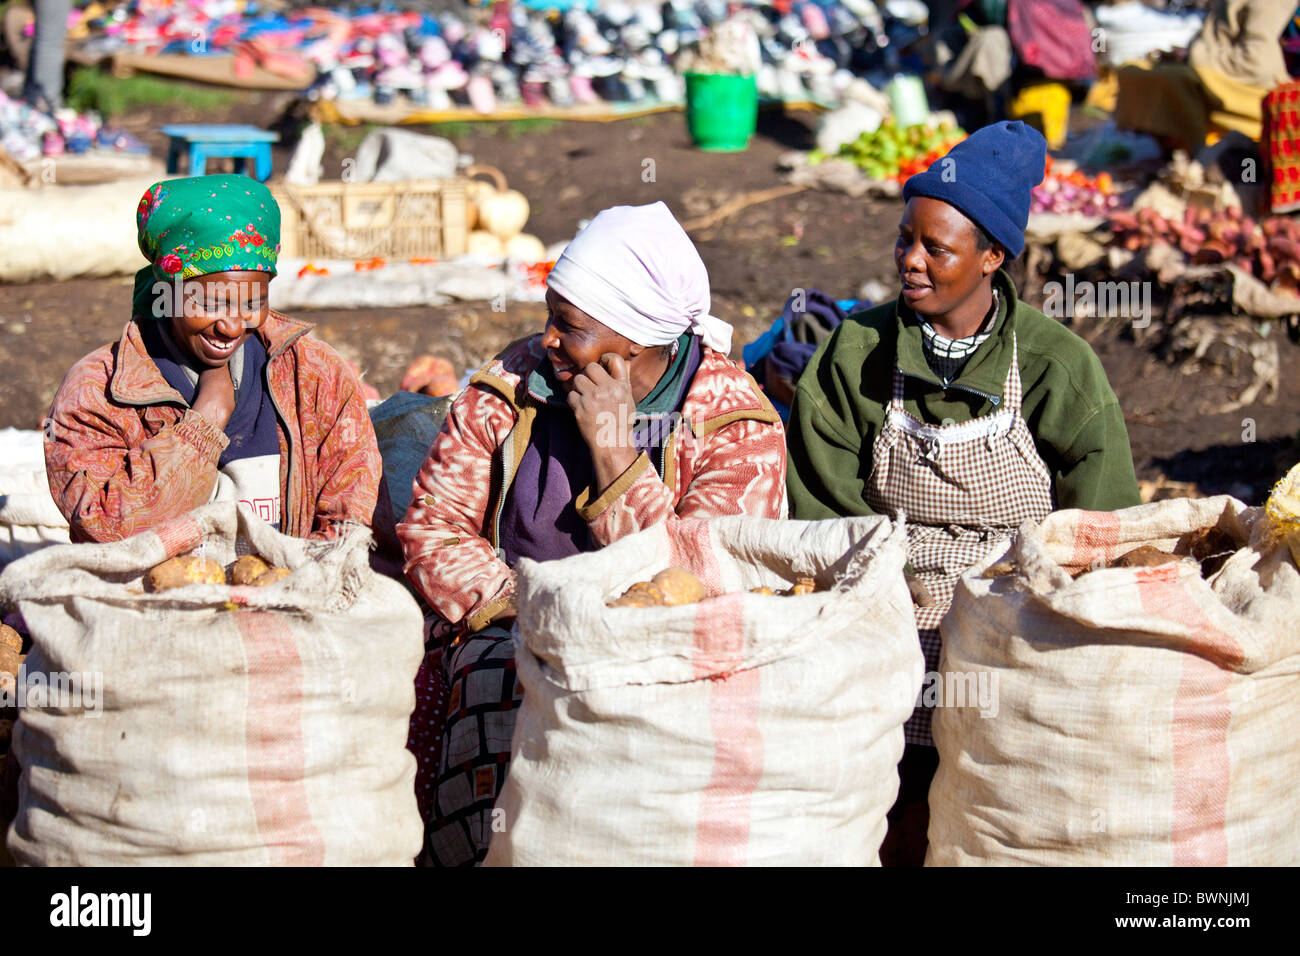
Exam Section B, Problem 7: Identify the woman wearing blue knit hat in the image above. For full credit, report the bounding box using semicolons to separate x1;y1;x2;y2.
785;120;1141;865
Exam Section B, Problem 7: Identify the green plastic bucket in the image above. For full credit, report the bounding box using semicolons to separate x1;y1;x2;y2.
685;72;758;152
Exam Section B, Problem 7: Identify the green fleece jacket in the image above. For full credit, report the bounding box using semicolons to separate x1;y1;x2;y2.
787;270;1140;519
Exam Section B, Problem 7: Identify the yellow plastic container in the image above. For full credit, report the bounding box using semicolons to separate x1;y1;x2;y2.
1010;82;1071;150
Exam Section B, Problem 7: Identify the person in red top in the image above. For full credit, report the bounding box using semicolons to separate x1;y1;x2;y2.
398;202;788;866
43;175;381;542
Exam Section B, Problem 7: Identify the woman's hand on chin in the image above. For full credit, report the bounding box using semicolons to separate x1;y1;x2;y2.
569;353;640;492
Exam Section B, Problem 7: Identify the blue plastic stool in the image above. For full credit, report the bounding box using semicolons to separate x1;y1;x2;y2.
162;124;279;182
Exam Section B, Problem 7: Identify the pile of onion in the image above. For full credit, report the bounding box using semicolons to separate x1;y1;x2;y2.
1031;164;1122;217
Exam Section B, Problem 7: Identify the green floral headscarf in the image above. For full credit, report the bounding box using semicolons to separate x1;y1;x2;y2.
132;174;281;320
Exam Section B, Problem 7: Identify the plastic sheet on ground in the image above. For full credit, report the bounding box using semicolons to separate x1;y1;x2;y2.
353;128;461;183
267;255;550;312
1024;212;1107;243
777;150;900;199
1226;265;1300;320
0;178;152;282
815;101;884;155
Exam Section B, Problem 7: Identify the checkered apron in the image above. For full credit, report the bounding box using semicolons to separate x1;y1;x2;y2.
865;336;1053;746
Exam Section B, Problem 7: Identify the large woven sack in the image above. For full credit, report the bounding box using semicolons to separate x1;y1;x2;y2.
0;502;425;866
485;515;923;867
0;428;70;569
929;496;1300;866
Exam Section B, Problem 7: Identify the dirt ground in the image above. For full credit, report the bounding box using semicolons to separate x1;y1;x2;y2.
1;93;1296;503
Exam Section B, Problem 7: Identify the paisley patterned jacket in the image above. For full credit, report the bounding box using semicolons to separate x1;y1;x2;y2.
44;312;381;542
398;334;788;632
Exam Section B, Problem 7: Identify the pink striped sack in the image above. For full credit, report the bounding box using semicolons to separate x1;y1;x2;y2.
0;502;425;866
484;515;923;867
928;496;1300;866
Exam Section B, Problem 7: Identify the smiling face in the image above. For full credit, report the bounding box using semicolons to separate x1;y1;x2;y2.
167;270;270;368
895;197;1005;336
541;289;670;401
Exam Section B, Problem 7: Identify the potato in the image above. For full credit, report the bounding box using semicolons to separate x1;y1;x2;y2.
790;577;817;596
1178;526;1237;578
650;567;707;606
610;590;663;608
251;567;292;587
1111;546;1183;569
228;554;272;586
147;556;226;592
0;646;19;678
907;574;938;607
609;581;666;608
982;561;1016;578
0;624;20;654
749;586;775;595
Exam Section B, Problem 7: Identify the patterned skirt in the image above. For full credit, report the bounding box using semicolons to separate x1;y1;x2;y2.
411;625;523;867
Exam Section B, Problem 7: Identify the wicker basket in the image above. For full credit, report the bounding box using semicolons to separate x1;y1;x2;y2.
272;178;469;261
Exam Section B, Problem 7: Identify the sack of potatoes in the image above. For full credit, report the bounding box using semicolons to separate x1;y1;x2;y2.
0;502;425;866
931;495;1300;866
488;515;923;867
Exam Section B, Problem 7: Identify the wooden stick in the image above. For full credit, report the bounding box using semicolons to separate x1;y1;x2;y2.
682;183;808;233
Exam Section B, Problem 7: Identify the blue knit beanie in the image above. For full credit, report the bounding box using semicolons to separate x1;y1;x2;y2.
901;120;1046;259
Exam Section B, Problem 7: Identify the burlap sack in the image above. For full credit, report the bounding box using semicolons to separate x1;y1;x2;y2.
0;503;424;866
485;515;923;867
929;496;1300;866
0;428;70;568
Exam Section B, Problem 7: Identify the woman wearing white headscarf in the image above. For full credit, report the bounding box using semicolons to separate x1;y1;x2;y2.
398;202;787;866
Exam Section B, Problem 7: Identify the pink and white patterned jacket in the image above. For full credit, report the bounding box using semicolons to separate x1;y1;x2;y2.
44;312;381;543
398;335;788;631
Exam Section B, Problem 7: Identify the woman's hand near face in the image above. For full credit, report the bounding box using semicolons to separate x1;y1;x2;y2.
193;363;236;431
569;352;640;492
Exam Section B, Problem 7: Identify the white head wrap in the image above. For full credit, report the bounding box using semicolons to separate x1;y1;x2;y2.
546;201;733;354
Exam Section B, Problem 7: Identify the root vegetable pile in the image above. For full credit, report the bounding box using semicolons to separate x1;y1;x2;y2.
609;567;707;608
983;524;1237;581
1108;206;1300;297
606;570;821;607
750;576;818;597
147;555;294;592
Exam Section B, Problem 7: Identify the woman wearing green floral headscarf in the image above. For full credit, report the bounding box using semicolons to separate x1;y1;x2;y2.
44;174;383;543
